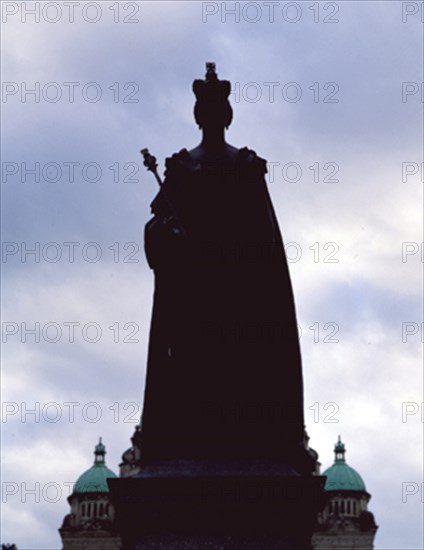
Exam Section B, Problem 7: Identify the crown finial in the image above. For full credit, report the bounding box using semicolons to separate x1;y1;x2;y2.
205;62;217;80
193;63;231;102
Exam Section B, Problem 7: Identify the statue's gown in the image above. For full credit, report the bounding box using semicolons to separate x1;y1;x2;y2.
140;147;307;470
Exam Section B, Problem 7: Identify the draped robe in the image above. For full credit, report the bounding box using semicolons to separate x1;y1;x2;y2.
139;147;309;471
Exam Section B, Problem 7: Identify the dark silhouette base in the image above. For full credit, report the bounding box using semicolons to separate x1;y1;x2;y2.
108;461;325;549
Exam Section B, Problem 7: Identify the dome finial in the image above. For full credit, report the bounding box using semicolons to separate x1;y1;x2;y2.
94;437;106;465
334;436;346;462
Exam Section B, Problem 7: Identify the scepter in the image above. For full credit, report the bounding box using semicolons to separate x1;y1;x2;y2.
140;148;163;187
140;148;187;238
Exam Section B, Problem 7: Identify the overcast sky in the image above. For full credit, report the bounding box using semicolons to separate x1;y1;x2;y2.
1;1;423;548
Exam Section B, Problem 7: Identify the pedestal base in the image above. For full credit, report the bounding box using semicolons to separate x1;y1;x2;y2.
108;460;326;550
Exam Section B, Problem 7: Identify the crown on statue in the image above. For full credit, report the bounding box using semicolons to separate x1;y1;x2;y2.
192;62;231;102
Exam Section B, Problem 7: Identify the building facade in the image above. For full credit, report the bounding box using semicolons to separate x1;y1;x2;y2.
312;437;378;549
59;439;121;550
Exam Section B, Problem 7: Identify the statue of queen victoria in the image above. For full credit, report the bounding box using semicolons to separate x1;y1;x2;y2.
139;63;313;475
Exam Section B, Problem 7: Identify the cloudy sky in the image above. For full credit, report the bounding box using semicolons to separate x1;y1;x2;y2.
1;1;423;548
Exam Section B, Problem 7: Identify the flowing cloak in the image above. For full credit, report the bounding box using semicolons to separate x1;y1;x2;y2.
140;147;307;468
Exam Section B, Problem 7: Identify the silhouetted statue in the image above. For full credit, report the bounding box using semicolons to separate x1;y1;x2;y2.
140;63;312;474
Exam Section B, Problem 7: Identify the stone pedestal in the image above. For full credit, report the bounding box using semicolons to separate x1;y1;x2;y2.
108;460;326;549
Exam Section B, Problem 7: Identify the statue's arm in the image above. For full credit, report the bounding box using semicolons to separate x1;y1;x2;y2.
238;148;279;249
144;151;189;270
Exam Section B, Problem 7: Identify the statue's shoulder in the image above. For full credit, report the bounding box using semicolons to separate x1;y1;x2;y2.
238;146;268;174
164;148;193;176
150;149;192;213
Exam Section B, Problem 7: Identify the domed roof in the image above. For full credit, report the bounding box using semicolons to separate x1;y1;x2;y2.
322;436;366;493
73;438;117;494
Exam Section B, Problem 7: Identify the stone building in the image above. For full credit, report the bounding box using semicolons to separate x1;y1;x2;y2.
312;437;378;549
59;438;121;550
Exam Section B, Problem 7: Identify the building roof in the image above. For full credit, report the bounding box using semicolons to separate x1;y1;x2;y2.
73;438;117;494
322;436;367;492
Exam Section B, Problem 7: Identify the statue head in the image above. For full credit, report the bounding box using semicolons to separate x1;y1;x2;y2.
193;63;233;130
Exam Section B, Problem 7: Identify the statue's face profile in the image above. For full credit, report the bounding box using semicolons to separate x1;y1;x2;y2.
194;99;233;130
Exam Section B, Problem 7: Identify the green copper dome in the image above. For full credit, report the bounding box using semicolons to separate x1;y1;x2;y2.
322;436;366;492
73;438;117;494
